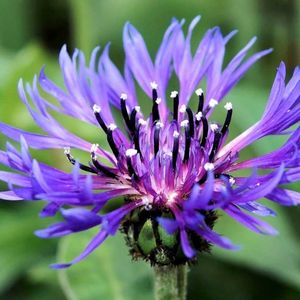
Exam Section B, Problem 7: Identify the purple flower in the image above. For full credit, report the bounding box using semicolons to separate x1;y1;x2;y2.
0;16;299;268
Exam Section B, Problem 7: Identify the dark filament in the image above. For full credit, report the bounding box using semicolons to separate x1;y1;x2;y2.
65;151;97;174
152;87;160;123
154;125;160;156
91;151;117;178
197;91;204;113
209;130;222;161
120;97;132;131
133;126;142;157
221;107;232;135
173;93;179;121
127;156;139;180
186;107;195;137
107;128;119;159
200;116;208;147
129;108;139;133
183;125;191;163
172;133;179;171
94;109;108;134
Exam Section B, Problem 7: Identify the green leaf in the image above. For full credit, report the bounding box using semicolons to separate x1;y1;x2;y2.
213;204;300;290
0;203;57;293
57;231;153;300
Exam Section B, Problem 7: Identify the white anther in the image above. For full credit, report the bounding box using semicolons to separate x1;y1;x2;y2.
195;88;203;96
164;151;173;158
90;143;99;153
209;99;218;108
142;197;150;206
180;120;189;128
204;162;214;171
170;91;178;98
145;203;153;211
126;148;138;157
210;123;219;132
224;102;233;110
179;104;186;113
138;118;147;126
142;198;152;211
229;177;236;185
155;98;162;105
134;106;141;112
64;147;70;155
108;123;117;131
173;130;180;138
195;111;203;121
150;81;158;89
120;93;128;100
93;104;101;113
155;121;164;128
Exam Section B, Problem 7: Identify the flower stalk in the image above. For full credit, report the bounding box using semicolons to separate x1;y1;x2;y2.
154;265;188;300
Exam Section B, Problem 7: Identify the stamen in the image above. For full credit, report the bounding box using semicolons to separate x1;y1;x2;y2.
170;91;178;98
90;143;99;153
93;104;108;134
107;124;119;159
198;162;214;184
108;123;117;131
195;88;204;113
203;98;218;115
138;118;147;126
172;130;179;171
120;93;128;100
64;147;71;155
195;111;203;126
181;120;191;163
204;162;214;171
180;120;189;128
64;147;97;174
209;99;218;108
126;148;138;157
151;81;158;92
126;148;139;180
186;107;195;137
90;144;117;178
129;106;140;133
171;91;179;121
179;104;186;113
133;125;142;157
214;173;235;186
209;130;222;161
229;177;236;185
120;94;131;131
151;83;160;123
154;122;162;156
200;116;208;147
210;123;219;132
221;102;233;135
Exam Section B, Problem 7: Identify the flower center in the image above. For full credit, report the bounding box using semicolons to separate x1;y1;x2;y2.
64;84;235;209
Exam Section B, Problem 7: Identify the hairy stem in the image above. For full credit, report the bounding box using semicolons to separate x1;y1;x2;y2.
154;265;188;300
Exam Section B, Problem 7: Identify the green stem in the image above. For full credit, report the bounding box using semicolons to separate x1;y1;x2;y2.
154;265;188;300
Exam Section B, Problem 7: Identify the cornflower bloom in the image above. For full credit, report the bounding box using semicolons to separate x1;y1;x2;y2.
0;16;299;268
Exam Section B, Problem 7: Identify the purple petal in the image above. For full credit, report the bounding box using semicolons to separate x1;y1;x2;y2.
224;204;278;235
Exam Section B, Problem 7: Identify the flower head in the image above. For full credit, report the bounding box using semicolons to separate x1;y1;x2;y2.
0;16;299;268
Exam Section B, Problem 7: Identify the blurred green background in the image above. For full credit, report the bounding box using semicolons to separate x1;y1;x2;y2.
0;0;300;299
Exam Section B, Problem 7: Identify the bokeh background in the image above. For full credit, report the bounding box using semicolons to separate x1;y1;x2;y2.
0;0;300;299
